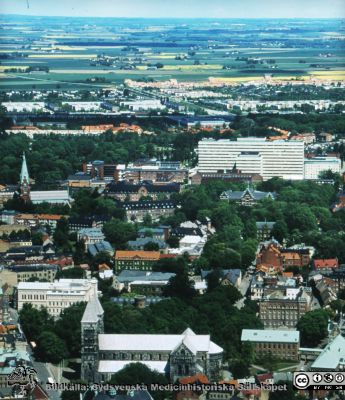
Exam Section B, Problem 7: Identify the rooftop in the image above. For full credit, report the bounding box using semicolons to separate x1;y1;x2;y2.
115;250;161;261
241;329;300;343
81;295;104;324
99;328;223;354
30;190;71;201
18;278;97;291
314;258;339;269
311;334;345;370
117;270;175;283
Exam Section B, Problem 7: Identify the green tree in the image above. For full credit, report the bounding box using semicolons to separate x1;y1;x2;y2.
53;217;71;252
19;304;54;341
164;268;197;301
36;331;68;364
73;240;86;265
206;269;222;292
297;309;329;347
203;240;241;269
241;239;257;268
55;303;86;357
103;218;137;248
109;363;168;400
230;359;250;379
143;241;159;251
55;268;85;280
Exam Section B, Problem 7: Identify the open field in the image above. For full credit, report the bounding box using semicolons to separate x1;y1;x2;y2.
0;16;344;90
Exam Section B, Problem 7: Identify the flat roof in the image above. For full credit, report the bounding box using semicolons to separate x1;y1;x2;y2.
241;329;300;343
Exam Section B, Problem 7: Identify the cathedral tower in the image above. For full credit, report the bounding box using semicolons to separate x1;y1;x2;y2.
80;294;104;383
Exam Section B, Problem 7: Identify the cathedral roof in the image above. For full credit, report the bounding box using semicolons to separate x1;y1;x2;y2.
99;328;223;355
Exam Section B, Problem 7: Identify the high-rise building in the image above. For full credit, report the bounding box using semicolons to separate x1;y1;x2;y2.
197;138;304;180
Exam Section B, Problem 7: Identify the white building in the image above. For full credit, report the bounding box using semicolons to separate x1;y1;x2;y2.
198;138;304;180
30;190;72;205
120;100;165;111
304;157;341;180
310;334;345;371
61;101;103;112
17;278;99;317
77;228;105;245
2;102;48;113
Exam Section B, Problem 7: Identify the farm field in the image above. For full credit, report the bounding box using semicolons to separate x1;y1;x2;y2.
0;15;344;90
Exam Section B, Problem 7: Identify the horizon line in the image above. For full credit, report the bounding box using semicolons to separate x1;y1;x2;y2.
1;13;344;20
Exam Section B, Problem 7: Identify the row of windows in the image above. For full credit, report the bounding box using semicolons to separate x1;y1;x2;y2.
257;343;297;350
101;352;168;361
21;294;44;300
48;301;74;306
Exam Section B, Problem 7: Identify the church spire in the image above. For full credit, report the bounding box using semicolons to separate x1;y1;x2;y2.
20;152;30;185
20;152;30;202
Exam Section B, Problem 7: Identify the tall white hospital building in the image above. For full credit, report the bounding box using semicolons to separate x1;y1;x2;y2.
197;138;304;180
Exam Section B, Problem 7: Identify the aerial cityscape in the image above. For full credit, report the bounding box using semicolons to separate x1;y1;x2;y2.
0;0;344;399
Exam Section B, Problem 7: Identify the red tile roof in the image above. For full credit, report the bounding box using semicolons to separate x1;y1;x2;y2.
314;258;339;269
256;373;273;383
179;374;209;385
115;250;161;261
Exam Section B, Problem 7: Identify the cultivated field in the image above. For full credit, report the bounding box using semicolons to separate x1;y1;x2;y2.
0;16;344;90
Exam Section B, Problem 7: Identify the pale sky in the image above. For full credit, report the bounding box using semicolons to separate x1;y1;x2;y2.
0;0;344;18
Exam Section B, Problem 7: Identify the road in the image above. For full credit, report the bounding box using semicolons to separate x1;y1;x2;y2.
14;307;61;400
8;307;19;324
235;273;252;309
32;361;60;400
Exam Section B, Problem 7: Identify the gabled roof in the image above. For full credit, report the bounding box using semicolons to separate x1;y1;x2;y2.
311;334;345;370
98;328;223;354
88;241;113;256
221;188;276;201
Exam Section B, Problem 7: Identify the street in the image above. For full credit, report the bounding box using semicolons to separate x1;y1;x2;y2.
235;273;252;309
32;361;61;400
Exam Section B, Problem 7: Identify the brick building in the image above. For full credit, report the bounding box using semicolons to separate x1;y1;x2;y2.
121;200;177;222
114;251;161;272
259;288;312;329
105;181;180;202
